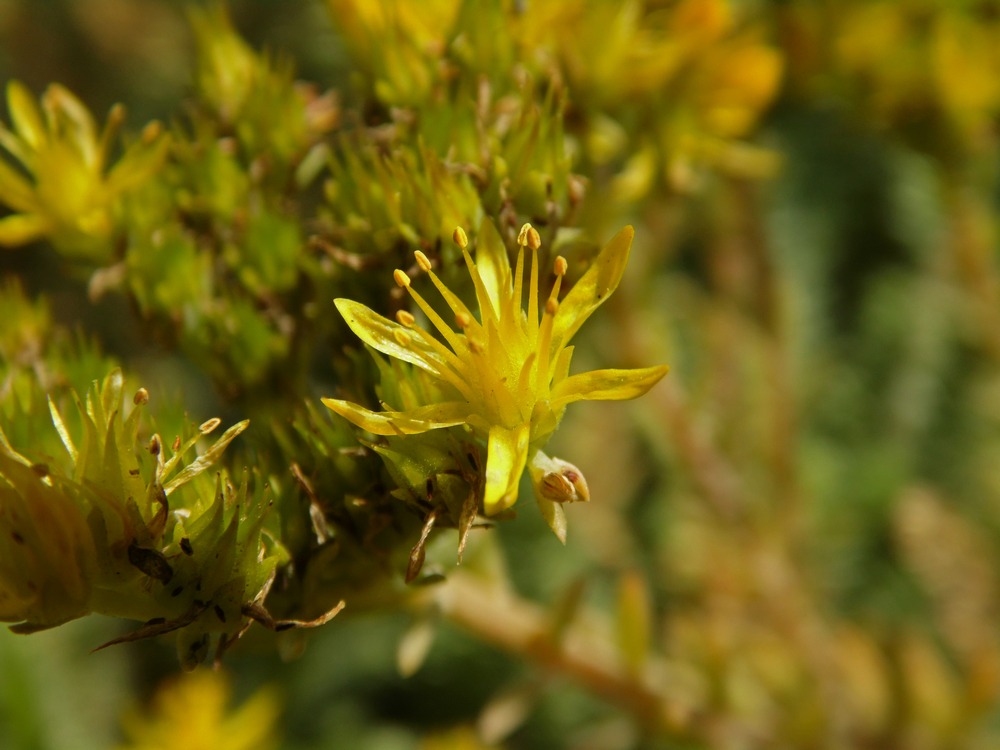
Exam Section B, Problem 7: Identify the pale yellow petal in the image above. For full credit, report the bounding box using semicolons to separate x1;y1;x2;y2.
322;398;471;436
482;423;530;515
550;364;668;408
551;225;633;350
472;218;511;317
6;80;45;151
0;213;50;246
335;298;453;379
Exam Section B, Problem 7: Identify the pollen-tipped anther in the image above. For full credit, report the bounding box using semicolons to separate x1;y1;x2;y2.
455;311;473;329
393;269;411;288
554;256;568;277
396;310;416;327
518;223;541;250
453;226;468;248
414;250;432;272
199;418;222;435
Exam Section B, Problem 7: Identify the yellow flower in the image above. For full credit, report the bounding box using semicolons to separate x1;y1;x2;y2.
118;670;279;750
0;80;168;261
323;221;667;531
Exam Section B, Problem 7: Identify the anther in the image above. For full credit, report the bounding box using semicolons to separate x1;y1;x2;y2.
453;226;468;248
554;256;568;276
396;310;416;327
393;269;411;288
149;434;161;456
133;387;149;405
414;250;432;272
455;311;472;329
545;298;559;316
518;223;541;250
141;121;162;144
199;418;221;435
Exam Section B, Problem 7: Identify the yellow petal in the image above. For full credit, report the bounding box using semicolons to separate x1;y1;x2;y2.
472;218;510;318
551;225;633;350
482;423;530;516
322;398;470;436
0;213;50;246
550;364;668;408
6;80;45;151
335;298;454;379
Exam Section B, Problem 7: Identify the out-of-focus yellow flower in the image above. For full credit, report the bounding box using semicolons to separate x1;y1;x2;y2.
517;0;783;187
0;81;168;261
818;1;1000;152
324;222;667;533
119;670;280;750
325;0;460;106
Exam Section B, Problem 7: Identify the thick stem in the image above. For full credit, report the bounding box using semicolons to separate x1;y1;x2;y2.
429;570;701;733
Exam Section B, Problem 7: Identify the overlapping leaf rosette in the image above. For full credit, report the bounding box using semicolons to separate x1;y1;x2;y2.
0;366;339;668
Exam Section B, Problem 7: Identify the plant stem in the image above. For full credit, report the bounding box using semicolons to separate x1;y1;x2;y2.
429;569;701;733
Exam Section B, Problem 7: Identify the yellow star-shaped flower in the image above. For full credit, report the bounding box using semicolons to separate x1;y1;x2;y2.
323;221;667;532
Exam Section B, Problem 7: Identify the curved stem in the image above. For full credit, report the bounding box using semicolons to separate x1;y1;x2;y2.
428;570;701;733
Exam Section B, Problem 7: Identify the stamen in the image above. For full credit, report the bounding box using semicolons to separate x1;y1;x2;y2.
396;310;416;327
453;226;468;248
394;268;465;353
513;243;525;313
547;256;566;307
536;296;558;391
455;312;472;329
419;255;479;333
528;244;539;336
414;250;433;272
517;223;540;250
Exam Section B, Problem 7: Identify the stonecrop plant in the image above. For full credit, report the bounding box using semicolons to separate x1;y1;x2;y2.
0;1;670;671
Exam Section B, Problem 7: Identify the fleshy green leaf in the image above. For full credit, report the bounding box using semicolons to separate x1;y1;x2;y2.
163;419;250;494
